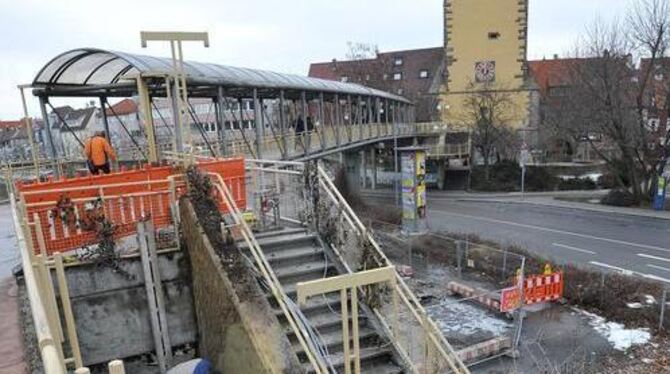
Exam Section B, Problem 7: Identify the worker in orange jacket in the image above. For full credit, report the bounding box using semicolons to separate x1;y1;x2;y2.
84;131;116;175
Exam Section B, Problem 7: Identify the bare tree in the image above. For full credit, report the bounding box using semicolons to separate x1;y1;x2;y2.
543;0;670;201
461;82;519;181
342;42;393;91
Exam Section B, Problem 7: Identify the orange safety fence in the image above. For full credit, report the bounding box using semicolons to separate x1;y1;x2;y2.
16;158;247;256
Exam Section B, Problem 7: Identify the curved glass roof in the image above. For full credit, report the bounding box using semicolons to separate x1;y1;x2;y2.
33;48;410;103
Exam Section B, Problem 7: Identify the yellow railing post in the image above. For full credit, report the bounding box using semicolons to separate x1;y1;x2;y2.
54;252;83;368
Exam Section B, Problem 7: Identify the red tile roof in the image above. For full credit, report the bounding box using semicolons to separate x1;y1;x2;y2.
106;98;137;116
309;47;444;121
527;58;585;95
0;120;24;130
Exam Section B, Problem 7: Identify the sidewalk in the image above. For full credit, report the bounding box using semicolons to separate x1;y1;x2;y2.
0;277;26;374
458;196;670;220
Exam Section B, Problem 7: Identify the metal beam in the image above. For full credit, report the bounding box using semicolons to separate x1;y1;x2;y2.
136;77;158;162
253;88;263;159
216;86;227;156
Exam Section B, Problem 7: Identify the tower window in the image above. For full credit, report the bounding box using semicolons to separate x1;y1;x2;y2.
393;73;402;81
341;76;349;82
394;58;404;66
419;70;429;79
488;32;501;40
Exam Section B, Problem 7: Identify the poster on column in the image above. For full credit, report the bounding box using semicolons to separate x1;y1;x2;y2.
416;151;426;219
401;152;416;220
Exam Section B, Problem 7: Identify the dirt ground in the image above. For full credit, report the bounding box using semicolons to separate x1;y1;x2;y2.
375;229;670;373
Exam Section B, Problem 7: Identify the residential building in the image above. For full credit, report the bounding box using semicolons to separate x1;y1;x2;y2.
309;47;445;122
49;104;99;160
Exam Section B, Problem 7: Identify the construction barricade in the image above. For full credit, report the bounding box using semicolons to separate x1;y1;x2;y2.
499;271;564;313
15;158;246;257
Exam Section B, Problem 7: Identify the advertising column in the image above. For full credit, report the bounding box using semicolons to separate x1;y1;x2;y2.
400;147;428;234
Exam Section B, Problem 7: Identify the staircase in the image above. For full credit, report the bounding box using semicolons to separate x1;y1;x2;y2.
241;227;405;374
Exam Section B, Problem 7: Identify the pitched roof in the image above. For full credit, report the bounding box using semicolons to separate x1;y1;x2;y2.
527;58;582;95
56;107;97;132
0;120;24;130
106;98;138;116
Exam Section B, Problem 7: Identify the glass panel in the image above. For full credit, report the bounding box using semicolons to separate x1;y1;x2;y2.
58;52;118;84
34;50;88;84
86;58;129;85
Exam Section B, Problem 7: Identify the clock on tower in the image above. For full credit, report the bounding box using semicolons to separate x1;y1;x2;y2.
475;61;496;82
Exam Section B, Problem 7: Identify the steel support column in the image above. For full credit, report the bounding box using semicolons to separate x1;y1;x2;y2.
357;95;363;141
38;96;58;163
279;90;288;159
367;96;373;139
318;92;326;151
393;101;399;206
376;97;381;138
253;88;263;159
136;78;158;163
334;94;341;147
347;95;353;142
300;91;309;155
216;86;227;156
99;97;111;145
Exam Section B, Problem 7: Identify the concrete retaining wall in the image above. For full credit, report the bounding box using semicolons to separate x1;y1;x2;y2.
58;249;197;366
180;199;301;374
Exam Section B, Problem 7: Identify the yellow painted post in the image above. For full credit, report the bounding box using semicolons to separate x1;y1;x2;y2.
351;287;361;374
136;77;158;163
33;213;48;258
54;253;83;368
340;288;351;374
35;254;65;360
74;368;90;374
19;85;40;179
108;360;126;374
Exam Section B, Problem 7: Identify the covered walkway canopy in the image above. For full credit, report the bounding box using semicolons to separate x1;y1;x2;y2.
32;48;409;102
30;47;415;167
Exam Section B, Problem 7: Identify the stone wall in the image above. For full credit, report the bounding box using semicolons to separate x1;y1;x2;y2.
180;199;301;374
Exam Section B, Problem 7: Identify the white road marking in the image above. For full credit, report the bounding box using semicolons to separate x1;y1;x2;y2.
589;261;633;275
647;264;670;272
552;243;596;255
588;261;670;284
434;211;670;253
638;253;670;263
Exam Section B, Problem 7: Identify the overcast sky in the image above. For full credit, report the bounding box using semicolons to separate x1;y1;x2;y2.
0;0;631;119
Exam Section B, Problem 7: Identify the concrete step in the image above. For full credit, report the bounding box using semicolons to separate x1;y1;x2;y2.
250;233;317;253
292;326;379;357
265;245;324;267
251;227;307;240
303;346;400;374
271;292;341;316
275;260;337;286
282;310;368;336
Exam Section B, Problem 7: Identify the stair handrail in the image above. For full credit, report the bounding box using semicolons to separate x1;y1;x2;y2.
316;165;471;374
207;172;330;374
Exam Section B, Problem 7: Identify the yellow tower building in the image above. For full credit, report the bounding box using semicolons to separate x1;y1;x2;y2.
441;0;531;130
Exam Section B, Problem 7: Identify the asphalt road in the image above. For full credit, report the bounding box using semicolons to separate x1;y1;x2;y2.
363;190;670;283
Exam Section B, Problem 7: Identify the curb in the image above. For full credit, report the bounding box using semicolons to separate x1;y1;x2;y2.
456;198;670;221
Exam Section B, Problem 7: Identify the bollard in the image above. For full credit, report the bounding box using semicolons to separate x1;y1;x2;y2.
501;247;507;281
108;360;125;374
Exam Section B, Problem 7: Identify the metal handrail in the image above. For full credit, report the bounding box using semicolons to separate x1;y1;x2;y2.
316;165;470;374
208;172;329;374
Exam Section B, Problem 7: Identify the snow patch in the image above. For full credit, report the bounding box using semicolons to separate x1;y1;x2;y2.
428;301;512;337
573;308;651;351
644;295;656;305
626;302;644;309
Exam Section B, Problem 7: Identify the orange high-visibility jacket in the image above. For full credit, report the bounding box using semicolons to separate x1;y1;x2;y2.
84;136;116;166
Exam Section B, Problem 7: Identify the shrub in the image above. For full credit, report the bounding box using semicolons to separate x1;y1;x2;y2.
558;177;597;191
601;188;638;207
525;166;559;192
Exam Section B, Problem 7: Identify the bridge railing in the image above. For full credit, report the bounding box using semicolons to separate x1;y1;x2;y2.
244;159;469;373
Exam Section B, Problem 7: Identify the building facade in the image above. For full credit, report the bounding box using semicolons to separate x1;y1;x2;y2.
441;0;531;131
